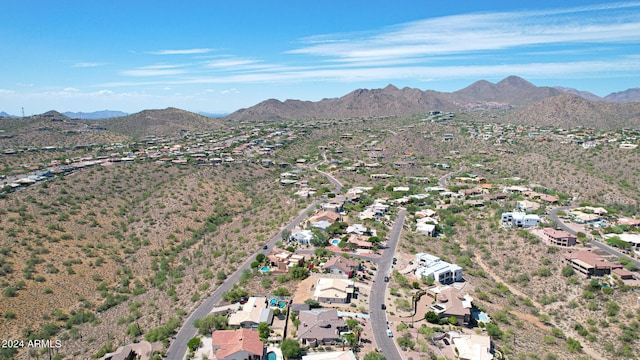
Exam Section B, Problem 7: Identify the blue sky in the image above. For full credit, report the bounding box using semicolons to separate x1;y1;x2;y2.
1;0;639;115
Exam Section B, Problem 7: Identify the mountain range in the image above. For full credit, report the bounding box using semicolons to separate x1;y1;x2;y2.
63;110;128;120
2;76;640;129
224;76;640;122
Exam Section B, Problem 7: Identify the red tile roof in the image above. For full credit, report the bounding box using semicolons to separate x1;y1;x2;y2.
212;328;263;359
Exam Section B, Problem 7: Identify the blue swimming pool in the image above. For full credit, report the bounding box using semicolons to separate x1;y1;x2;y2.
472;309;491;323
260;266;270;273
267;351;277;360
331;239;340;246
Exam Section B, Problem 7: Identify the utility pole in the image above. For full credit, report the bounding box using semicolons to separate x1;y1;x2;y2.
22;107;25;118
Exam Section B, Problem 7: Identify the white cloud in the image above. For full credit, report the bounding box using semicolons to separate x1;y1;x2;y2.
151;48;213;55
73;62;105;68
63;87;80;92
121;68;187;77
287;3;640;63
220;88;239;94
205;58;260;68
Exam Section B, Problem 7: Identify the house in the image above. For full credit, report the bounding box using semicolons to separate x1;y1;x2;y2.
211;328;264;360
323;256;360;277
321;197;345;213
290;230;315;245
501;212;540;228
617;218;640;227
346;234;374;249
310;211;341;224
539;194;559;204
450;333;493;360
370;202;390;216
427;286;473;325
569;211;602;224
345;224;375;236
416;223;436;237
297;309;346;347
516;200;540;212
563;250;623;278
228;297;273;329
543;228;577;247
313;278;355;304
268;251;306;272
604;233;640;252
415;253;463;284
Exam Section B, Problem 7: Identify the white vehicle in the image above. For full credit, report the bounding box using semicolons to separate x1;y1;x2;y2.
386;329;393;337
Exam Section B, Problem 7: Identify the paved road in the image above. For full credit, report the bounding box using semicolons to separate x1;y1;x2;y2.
548;207;640;268
169;151;343;358
438;164;466;187
166;199;321;359
310;155;343;193
369;208;406;360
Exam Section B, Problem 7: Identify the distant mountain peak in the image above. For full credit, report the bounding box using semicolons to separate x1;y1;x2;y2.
497;75;534;88
604;88;640;103
63;110;128;120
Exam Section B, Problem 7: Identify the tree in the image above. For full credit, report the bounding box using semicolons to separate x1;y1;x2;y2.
290;266;309;280
304;298;321;308
281;229;292;242
561;265;575;277
187;337;201;352
566;337;582;353
256;253;266;263
425;311;440;324
576;232;589;246
274;287;290;296
193;314;227;335
280;338;301;359
341;333;358;351
258;322;270;341
363;352;386;360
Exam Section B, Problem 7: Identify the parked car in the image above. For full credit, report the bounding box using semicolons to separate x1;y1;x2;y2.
386;329;393;337
384;276;389;282
381;303;386;310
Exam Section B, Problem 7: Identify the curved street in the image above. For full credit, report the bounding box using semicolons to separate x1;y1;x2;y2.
166;199;321;359
548;207;640;268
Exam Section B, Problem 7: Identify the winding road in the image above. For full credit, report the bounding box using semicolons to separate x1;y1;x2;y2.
166;199;321;359
548;207;640;268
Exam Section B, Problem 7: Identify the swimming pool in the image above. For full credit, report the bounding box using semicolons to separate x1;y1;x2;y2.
331;239;340;246
260;266;270;273
269;298;287;309
472;309;491;323
267;351;277;360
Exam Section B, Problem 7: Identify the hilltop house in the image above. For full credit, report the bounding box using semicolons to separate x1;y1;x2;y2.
501;212;540;228
427;286;473;326
415;253;463;284
543;228;577;247
563;250;627;278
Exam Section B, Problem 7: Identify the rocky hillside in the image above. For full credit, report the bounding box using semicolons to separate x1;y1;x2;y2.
224;75;640;129
498;94;640;130
97;107;225;139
